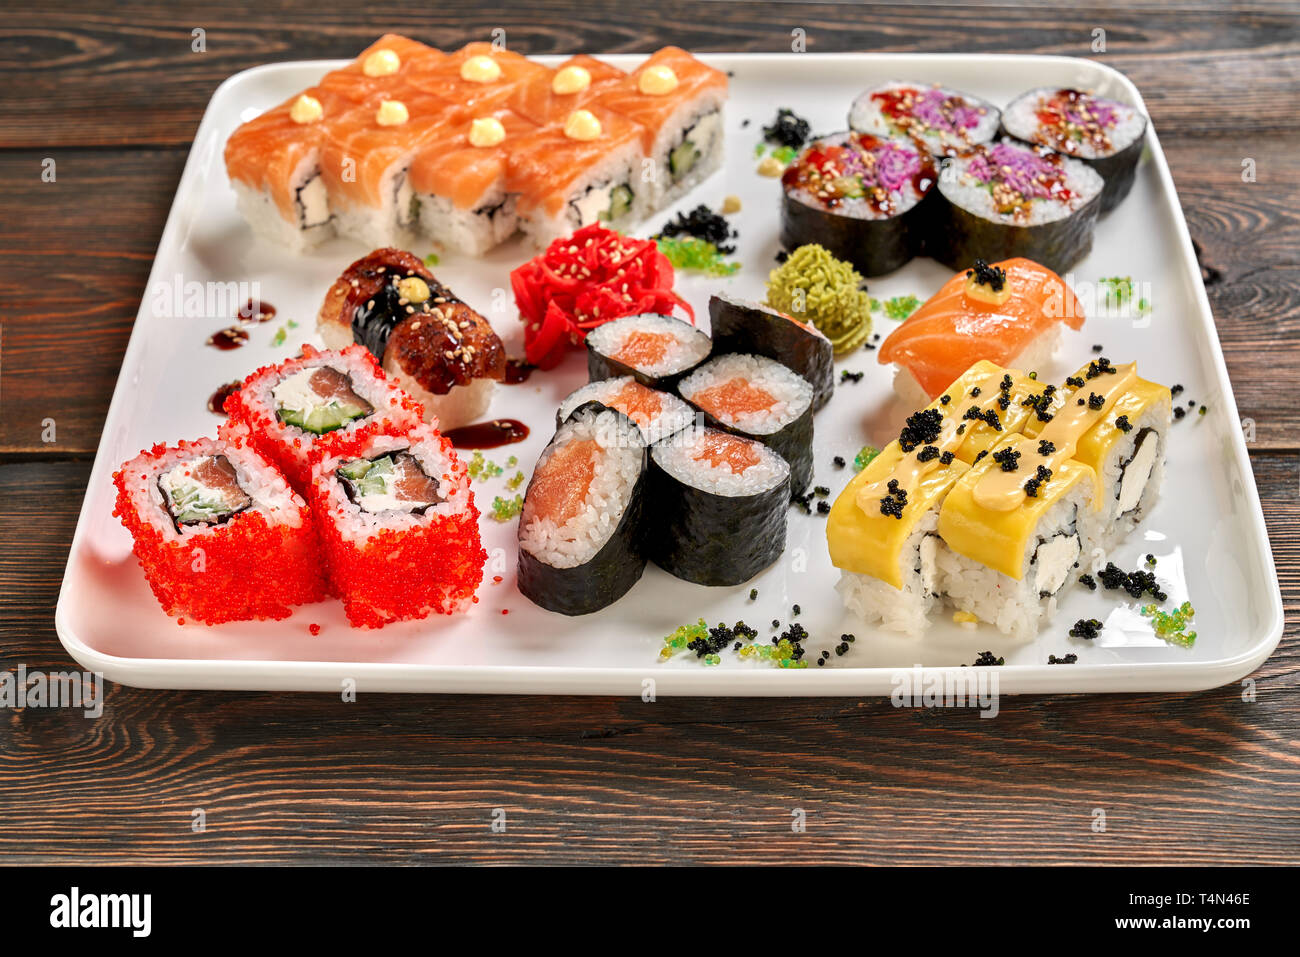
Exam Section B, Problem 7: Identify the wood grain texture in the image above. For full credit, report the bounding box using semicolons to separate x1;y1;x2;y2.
3;0;1298;865
1;457;1296;864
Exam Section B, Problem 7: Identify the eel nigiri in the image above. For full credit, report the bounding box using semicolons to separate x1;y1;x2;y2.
877;257;1085;402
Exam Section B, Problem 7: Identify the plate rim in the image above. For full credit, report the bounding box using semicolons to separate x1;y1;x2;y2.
54;51;1285;695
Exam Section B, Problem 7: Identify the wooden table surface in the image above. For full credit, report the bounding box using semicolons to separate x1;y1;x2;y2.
3;1;1297;864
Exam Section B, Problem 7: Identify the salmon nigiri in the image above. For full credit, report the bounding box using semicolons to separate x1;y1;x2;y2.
877;257;1085;400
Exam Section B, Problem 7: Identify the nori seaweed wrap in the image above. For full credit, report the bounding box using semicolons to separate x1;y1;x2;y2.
929;139;1104;275
780;131;937;277
516;405;648;616
648;425;791;586
676;353;815;496
585;312;712;391
1000;87;1147;213
708;293;834;412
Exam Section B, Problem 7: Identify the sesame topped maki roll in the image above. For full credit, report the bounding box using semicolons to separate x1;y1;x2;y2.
585;312;711;390
648;425;790;586
930;139;1104;274
517;406;648;616
780;131;937;277
220;343;423;494
849;81;1000;157
309;421;486;628
708;293;834;411
556;376;696;445
677;353;815;496
112;426;325;624
1001;87;1147;213
317;247;507;430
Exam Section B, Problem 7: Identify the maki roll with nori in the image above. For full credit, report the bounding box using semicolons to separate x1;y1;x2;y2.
780;131;936;277
220;343;423;493
708;293;834;411
648;425;790;586
517;406;648;615
929;139;1104;274
1001;87;1147;213
585;312;711;390
112;426;325;624
556;377;696;444
677;353;815;495
848;81;1000;157
309;421;486;628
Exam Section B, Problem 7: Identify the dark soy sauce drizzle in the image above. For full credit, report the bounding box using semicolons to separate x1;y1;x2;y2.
238;299;277;323
207;381;241;414
503;358;534;385
207;327;249;350
444;419;530;449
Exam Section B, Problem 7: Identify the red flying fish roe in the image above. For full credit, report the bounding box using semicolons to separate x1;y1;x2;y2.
112;441;326;625
307;423;486;629
509;223;694;369
220;343;424;494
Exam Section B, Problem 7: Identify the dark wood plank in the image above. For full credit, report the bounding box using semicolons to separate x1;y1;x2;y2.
3;456;1295;864
3;2;1298;147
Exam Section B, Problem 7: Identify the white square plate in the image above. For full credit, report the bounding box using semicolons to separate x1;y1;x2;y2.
56;52;1283;694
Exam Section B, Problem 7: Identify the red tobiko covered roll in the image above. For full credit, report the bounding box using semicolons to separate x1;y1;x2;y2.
112;424;325;624
307;421;485;628
220;343;424;494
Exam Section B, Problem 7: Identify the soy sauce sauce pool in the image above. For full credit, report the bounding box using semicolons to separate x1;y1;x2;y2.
444;419;530;449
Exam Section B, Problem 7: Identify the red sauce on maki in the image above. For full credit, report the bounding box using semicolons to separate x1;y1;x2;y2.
444;419;530;449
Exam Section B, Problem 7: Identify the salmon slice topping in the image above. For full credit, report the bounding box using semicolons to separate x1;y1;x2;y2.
531;438;599;526
613;330;672;367
691;378;776;418
692;432;760;474
607;381;664;427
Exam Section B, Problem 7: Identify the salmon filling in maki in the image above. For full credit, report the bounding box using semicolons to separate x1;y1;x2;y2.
156;454;253;532
337;451;445;514
272;366;375;435
585;312;711;389
556;376;695;445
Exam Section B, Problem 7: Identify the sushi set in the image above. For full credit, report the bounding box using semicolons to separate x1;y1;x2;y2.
56;49;1281;695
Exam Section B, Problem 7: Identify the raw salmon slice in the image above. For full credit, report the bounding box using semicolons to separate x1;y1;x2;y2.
614;329;672;366
596;46;727;152
510;54;627;126
318;34;446;104
606;381;664;427
407;108;538;207
530;438;599;526
693;432;760;474
691;378;777;418
404;42;549;112
877;257;1087;397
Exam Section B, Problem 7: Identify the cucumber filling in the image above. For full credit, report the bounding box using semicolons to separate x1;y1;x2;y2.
158;454;252;531
338;451;443;515
273;366;374;435
603;183;634;220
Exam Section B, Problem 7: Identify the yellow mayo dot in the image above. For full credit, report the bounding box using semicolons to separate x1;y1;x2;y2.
375;99;409;126
756;155;785;177
552;64;591;95
564;109;602;141
721;194;742;214
469;116;507;147
397;276;431;303
461;54;502;83
289;94;323;124
638;64;679;95
964;271;1012;306
362;48;401;77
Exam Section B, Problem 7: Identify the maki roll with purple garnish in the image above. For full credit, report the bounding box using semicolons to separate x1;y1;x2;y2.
1001;87;1147;213
929;139;1104;274
848;82;1000;157
708;294;834;412
780;131;937;277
